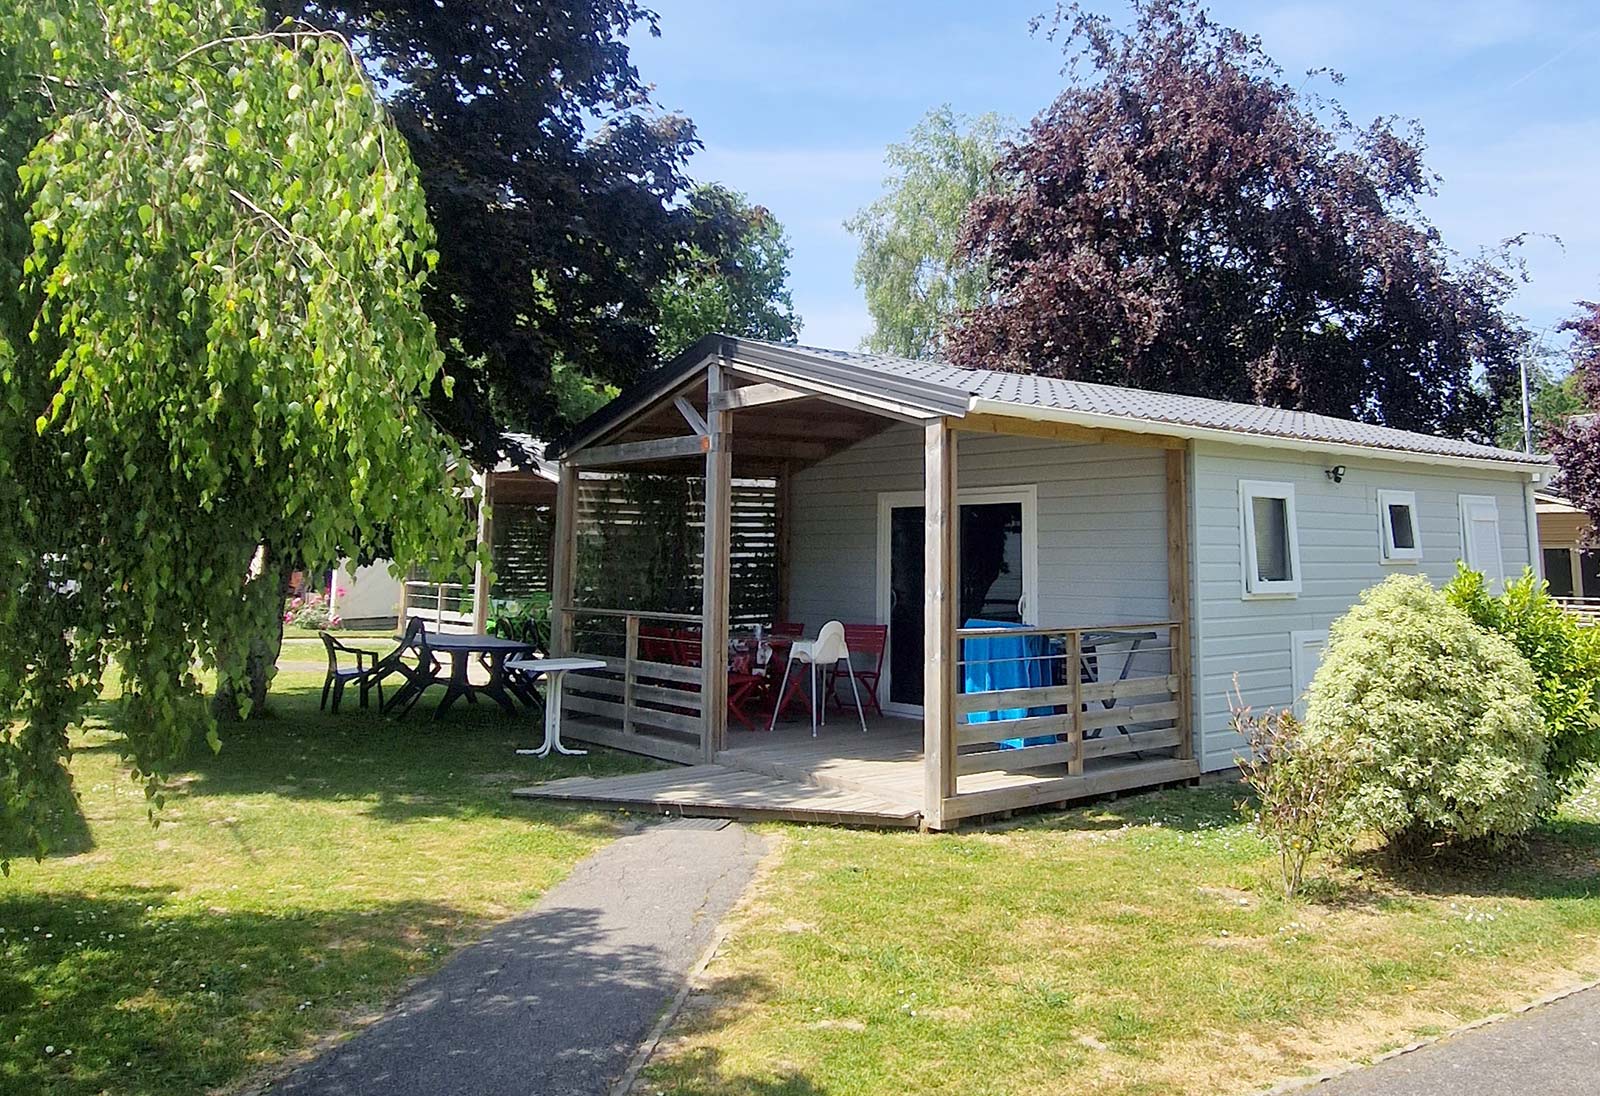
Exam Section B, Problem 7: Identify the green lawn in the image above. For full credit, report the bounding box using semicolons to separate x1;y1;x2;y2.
11;667;1600;1096
645;781;1600;1096
0;669;657;1096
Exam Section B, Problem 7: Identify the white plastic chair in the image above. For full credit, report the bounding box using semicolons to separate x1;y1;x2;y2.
768;620;868;737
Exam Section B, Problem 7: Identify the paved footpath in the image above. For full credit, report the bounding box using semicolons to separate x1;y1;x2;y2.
1306;985;1600;1095
272;819;770;1096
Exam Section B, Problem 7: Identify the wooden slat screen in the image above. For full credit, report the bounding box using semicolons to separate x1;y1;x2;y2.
573;474;778;629
490;503;553;597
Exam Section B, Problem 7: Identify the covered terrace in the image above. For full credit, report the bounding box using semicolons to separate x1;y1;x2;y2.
524;335;1199;830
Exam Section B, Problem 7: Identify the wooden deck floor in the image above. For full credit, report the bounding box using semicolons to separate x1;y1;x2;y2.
718;717;925;808
720;719;1197;818
514;713;1198;827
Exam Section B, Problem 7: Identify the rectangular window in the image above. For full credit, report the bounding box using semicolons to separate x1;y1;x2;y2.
1240;480;1301;597
1582;550;1600;600
1459;495;1505;590
1544;548;1576;598
1377;489;1422;563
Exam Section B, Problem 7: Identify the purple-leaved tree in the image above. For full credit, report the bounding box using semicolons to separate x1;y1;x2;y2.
1549;302;1600;533
948;0;1530;441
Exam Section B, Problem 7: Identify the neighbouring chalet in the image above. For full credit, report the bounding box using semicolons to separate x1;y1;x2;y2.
513;334;1551;830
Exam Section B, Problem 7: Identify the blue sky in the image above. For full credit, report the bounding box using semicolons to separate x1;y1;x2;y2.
629;1;1599;354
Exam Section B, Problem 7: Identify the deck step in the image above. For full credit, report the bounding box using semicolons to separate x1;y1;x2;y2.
512;764;923;828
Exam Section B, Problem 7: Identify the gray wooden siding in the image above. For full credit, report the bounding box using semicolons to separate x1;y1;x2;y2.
1191;440;1536;773
787;424;1171;634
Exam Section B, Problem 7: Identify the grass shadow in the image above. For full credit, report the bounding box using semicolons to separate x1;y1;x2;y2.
79;677;664;832
0;888;474;1096
982;780;1244;837
645;1049;832;1096
641;973;828;1096
0;771;95;862
1340;821;1600;903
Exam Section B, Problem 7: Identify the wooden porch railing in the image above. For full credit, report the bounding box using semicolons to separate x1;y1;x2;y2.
552;607;707;763
1556;597;1600;626
952;621;1188;794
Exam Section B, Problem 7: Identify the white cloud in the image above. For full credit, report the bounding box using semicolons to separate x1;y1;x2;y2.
1249;0;1554;71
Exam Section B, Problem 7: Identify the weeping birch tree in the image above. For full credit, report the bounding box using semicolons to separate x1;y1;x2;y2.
0;1;476;862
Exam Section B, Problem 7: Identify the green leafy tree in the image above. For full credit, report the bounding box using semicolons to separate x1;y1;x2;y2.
655;185;800;360
0;1;474;861
266;0;741;458
1494;358;1587;453
846;106;1011;359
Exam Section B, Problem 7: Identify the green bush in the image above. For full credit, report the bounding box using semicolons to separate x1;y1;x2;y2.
1303;574;1548;852
488;593;552;652
1446;564;1600;803
1229;677;1352;897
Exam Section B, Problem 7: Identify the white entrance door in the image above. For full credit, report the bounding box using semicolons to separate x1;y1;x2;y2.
874;485;1038;717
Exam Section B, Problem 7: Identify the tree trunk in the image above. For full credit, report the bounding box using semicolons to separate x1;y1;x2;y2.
213;544;292;722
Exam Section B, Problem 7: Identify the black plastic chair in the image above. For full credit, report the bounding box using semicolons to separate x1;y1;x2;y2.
377;617;441;716
320;633;385;712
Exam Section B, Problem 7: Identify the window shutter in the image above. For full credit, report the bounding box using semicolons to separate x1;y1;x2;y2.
1290;630;1327;720
1460;496;1504;589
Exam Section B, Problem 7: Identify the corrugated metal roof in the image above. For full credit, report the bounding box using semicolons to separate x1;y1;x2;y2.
750;340;1543;467
551;333;1546;468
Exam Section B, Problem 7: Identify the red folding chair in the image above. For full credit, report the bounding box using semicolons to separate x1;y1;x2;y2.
827;624;887;718
668;626;702;667
726;647;768;731
637;622;675;663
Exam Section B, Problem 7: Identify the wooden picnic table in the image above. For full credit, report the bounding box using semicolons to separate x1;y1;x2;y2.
385;632;538;719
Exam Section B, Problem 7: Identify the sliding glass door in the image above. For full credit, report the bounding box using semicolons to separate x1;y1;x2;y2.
876;487;1037;714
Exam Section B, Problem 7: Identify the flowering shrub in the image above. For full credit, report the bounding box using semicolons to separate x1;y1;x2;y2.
1445;564;1600;804
283;590;342;631
1303;574;1547;854
1229;677;1350;897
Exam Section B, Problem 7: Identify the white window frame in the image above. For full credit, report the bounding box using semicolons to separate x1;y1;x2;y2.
1377;489;1423;564
1239;480;1302;598
1459;494;1505;590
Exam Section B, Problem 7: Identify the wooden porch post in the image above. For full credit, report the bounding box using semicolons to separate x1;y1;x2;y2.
1166;445;1195;762
471;471;494;632
700;362;733;762
550;463;578;657
923;417;958;830
774;461;793;625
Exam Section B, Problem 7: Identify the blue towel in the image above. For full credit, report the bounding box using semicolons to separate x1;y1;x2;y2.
961;618;1055;749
